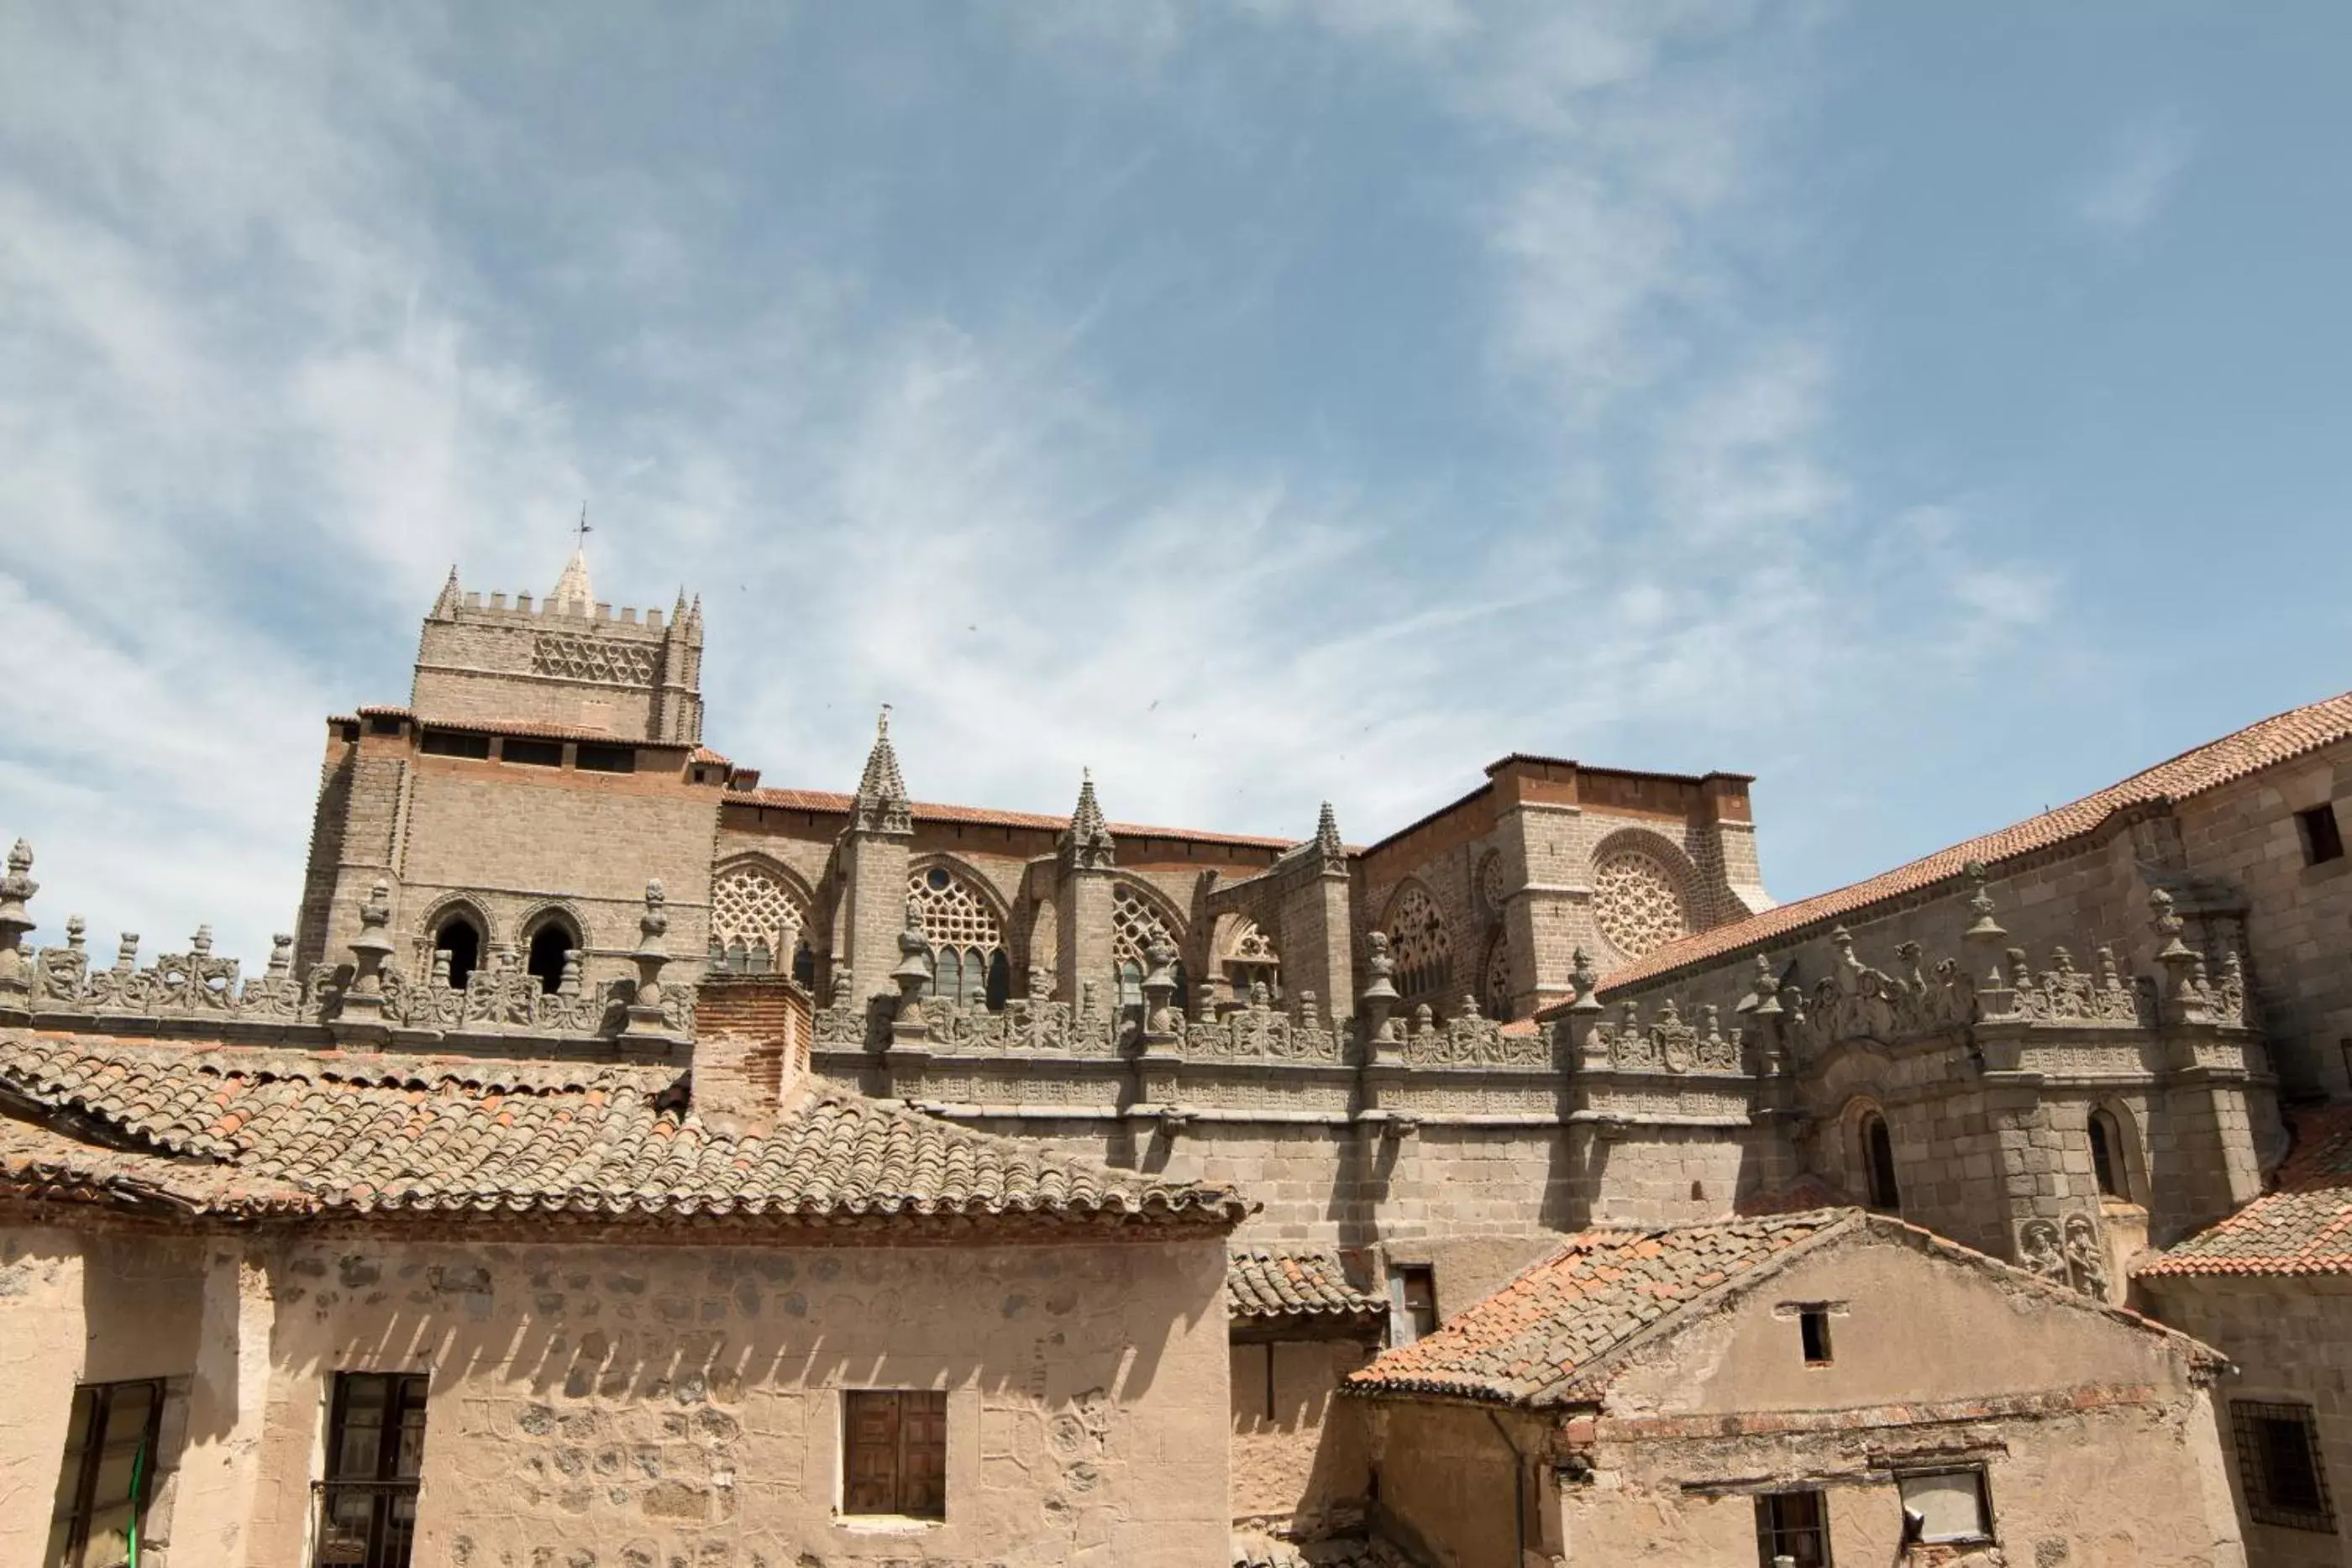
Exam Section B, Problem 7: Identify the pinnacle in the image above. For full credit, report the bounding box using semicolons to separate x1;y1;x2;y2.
549;546;595;616
855;705;907;805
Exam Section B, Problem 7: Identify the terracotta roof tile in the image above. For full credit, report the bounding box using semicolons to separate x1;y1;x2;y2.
2139;1105;2352;1278
1227;1249;1388;1321
1348;1212;1851;1406
0;1032;1248;1229
729;787;1301;849
1604;690;2352;991
344;707;696;748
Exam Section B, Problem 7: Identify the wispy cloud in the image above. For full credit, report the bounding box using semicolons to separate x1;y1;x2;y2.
2076;114;2197;238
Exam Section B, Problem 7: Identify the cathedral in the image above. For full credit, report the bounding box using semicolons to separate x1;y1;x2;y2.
3;547;2348;1567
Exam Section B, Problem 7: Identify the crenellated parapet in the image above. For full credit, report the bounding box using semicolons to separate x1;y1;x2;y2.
0;843;692;1057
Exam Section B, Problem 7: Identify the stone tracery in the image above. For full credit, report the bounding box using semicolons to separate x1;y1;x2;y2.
1383;882;1452;1000
910;864;1008;1009
1591;846;1691;961
710;861;807;974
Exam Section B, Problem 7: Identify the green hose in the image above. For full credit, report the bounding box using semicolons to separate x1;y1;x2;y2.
126;1429;146;1567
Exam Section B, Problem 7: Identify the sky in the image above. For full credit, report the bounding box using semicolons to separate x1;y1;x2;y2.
3;2;2349;963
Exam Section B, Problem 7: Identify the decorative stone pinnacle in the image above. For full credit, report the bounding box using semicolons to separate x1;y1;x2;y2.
1059;768;1116;872
1961;860;2006;945
359;879;392;934
852;705;912;836
1315;801;1344;861
1567;947;1601;1013
1748;952;1783;1018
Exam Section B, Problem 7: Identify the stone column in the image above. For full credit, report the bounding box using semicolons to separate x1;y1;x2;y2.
1055;770;1118;1008
839;709;915;1006
1277;802;1357;1024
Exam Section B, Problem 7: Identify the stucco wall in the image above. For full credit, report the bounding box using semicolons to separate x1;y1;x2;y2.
2142;1273;2352;1568
1229;1338;1374;1539
1;1227;1231;1568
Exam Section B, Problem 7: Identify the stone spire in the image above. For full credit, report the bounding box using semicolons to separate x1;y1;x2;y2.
431;565;462;619
549;547;595;617
1059;768;1116;872
851;706;912;836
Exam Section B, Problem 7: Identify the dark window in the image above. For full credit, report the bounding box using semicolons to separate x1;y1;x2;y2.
339;721;361;742
46;1378;165;1568
1394;1266;1439;1343
1172;959;1190;1017
418;730;491;759
525;923;577;994
575;742;636;774
501;738;563;768
925;867;952;891
313;1372;428;1568
367;716;403;736
984;950;1010;1012
1755;1489;1832;1566
433;916;482;990
2234;1400;2335;1532
1799;1309;1832;1366
2088;1109;2125;1199
1862;1113;1901;1212
793;942;817;988
2300;805;2346;866
1898;1469;1992;1544
843;1390;947;1519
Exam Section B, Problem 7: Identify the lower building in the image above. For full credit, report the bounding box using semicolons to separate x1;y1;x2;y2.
1347;1211;2245;1568
2141;1104;2352;1568
0;1023;1246;1568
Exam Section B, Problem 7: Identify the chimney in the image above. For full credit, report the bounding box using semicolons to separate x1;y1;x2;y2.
690;978;811;1138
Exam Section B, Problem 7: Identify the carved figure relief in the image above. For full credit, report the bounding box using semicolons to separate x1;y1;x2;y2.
1591;847;1691;962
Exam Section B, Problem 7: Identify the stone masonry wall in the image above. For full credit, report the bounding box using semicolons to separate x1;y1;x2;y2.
2141;1273;2352;1568
0;1226;1232;1568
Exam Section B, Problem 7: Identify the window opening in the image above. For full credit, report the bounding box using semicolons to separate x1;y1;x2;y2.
367;716;403;736
1383;883;1453;1000
1799;1309;1832;1366
1391;1265;1439;1344
1898;1469;1992;1546
906;866;1006;1012
1862;1113;1901;1212
433;915;482;990
418;730;491;759
843;1390;947;1520
46;1378;165;1568
1754;1488;1832;1567
793;941;817;988
524;922;575;995
2088;1109;2125;1199
575;742;637;774
501;737;563;767
1116;960;1142;1011
313;1371;428;1568
2234;1400;2335;1532
2299;804;2346;866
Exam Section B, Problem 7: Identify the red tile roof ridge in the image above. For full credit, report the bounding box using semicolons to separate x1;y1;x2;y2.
342;707;699;747
1604;689;2352;993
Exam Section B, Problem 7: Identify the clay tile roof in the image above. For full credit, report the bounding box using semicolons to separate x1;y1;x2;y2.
1226;1248;1388;1322
349;707;695;749
1605;689;2352;992
729;787;1302;850
0;1032;1248;1230
1347;1211;1855;1406
2139;1104;2352;1278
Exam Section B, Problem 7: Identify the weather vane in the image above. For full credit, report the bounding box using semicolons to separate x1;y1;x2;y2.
574;501;592;550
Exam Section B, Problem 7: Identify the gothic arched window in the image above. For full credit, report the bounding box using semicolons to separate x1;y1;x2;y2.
2089;1108;2126;1199
909;863;1008;1011
1861;1111;1901;1212
710;860;809;977
1383;883;1453;1002
524;916;580;996
433;911;484;989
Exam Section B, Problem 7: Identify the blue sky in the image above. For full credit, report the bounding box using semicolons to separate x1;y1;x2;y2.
3;3;2349;962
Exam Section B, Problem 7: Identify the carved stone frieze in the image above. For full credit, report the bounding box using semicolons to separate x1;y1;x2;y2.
1588;997;1743;1076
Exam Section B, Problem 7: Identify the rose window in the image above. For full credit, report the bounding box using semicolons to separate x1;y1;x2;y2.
1591;848;1691;961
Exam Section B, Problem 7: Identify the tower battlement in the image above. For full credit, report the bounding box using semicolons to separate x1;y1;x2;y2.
410;551;704;743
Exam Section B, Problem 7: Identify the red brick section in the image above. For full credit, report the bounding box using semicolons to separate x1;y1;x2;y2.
1347;1211;1851;1407
1604;689;2352;993
2140;1104;2352;1277
0;1031;1249;1229
696;976;812;1039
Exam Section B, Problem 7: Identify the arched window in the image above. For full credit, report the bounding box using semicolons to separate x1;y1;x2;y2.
2089;1109;2126;1199
1110;882;1184;1006
1589;839;1694;962
1116;960;1143;1010
1383;883;1453;1002
984;951;1010;1011
1861;1112;1901;1212
710;860;808;978
907;864;1008;1012
525;918;579;995
1222;918;1280;1007
433;912;484;989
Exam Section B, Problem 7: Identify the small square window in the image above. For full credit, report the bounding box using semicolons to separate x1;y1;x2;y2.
2298;805;2345;866
843;1390;947;1520
1799;1308;1832;1366
2234;1400;2335;1532
576;742;637;774
1898;1468;1992;1544
419;730;491;759
1755;1488;1832;1566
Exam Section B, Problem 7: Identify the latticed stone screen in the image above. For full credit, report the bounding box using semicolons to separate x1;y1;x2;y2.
531;632;656;686
911;866;1007;1009
1384;883;1453;1000
1478;852;1508;918
1110;884;1179;967
1591;847;1691;961
710;862;806;973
